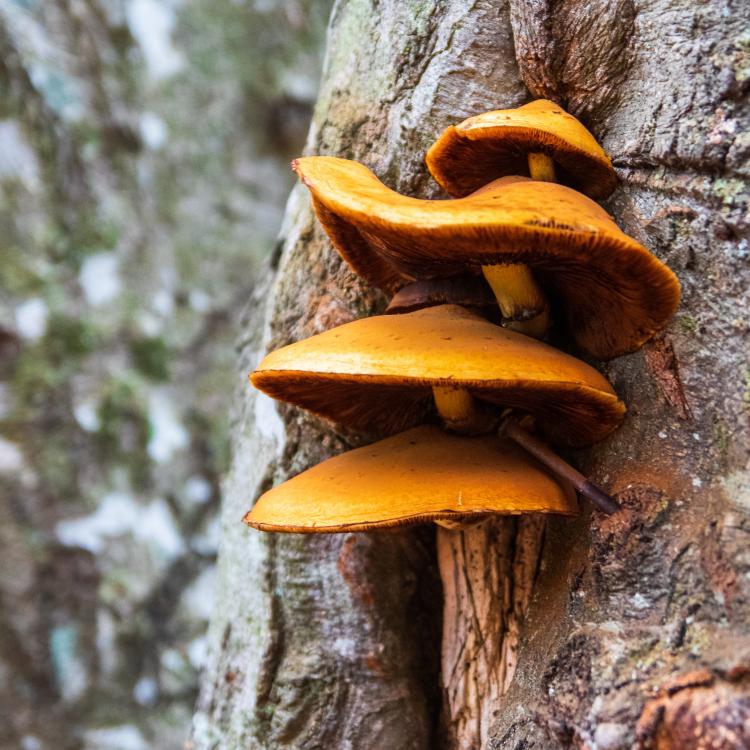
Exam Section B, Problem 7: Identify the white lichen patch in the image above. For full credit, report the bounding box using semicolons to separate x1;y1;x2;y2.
56;492;185;562
147;391;189;463
50;623;88;702
74;400;101;432
181;567;217;622
0;436;26;473
133;676;158;706
82;724;149;750
254;392;286;448
15;298;48;340
183;474;213;505
139;112;168;150
187;635;208;670
0;120;40;189
723;468;750;510
79;254;122;306
126;0;184;80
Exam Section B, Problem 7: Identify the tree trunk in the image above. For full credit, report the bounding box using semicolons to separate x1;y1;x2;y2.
193;1;750;748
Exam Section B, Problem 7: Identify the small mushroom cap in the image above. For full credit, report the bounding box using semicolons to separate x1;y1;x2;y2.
293;156;680;359
425;99;618;199
251;304;625;447
244;425;578;532
385;276;497;315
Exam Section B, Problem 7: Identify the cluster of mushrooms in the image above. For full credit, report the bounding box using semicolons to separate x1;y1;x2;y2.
244;100;681;536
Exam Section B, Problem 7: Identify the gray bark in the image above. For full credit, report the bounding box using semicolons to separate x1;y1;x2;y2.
194;1;750;748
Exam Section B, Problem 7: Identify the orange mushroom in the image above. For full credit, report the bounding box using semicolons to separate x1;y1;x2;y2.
293;156;679;358
425;99;618;200
244;425;577;532
424;100;620;339
251;304;624;448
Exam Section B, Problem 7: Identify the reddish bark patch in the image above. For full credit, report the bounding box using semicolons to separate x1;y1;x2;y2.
635;667;750;749
701;522;739;619
589;484;670;609
644;337;693;420
336;535;376;609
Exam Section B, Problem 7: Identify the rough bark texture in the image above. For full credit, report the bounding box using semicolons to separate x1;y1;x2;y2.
195;1;750;748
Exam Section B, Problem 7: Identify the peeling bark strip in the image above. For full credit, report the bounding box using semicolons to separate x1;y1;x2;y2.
438;516;545;749
196;0;750;748
644;337;693;420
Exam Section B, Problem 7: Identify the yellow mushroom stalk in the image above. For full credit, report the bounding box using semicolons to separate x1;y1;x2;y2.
481;264;550;338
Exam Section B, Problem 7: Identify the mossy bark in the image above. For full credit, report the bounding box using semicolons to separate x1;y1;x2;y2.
195;0;750;748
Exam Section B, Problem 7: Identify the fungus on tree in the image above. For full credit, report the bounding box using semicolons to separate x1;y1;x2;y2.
425;98;618;199
244;425;577;532
293;157;680;358
250;304;625;447
424;98;617;340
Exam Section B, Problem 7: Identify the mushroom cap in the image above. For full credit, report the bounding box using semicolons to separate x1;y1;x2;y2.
244;425;578;532
385;276;497;315
293;156;680;359
425;99;618;199
251;304;625;447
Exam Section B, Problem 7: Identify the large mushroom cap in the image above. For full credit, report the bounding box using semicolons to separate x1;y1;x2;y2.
244;425;577;532
251;304;625;447
293;156;680;359
425;99;618;199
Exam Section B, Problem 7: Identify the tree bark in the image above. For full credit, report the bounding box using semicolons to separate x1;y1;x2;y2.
193;1;750;748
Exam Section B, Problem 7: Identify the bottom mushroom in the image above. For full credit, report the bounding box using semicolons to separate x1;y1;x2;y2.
243;423;579;748
244;424;577;532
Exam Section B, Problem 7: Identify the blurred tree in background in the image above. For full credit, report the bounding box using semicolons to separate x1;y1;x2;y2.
0;1;331;748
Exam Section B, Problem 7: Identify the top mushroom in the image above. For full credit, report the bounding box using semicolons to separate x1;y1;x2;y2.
426;99;618;199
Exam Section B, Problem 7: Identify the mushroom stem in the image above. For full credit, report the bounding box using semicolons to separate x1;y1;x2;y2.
502;417;621;515
476;151;557;336
481;264;550;337
432;385;496;530
432;385;494;435
527;152;557;182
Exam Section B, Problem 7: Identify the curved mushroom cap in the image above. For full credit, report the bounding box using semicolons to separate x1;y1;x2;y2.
425;99;618;199
244;425;577;532
251;304;625;447
293;156;680;359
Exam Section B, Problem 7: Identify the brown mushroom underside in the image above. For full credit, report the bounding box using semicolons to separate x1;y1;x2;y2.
244;425;578;532
251;304;625;447
385;276;497;315
294;157;680;359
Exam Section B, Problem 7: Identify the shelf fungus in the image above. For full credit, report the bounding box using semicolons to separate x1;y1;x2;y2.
245;104;683;749
425;98;618;200
293;156;680;358
250;304;625;448
244;425;577;532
